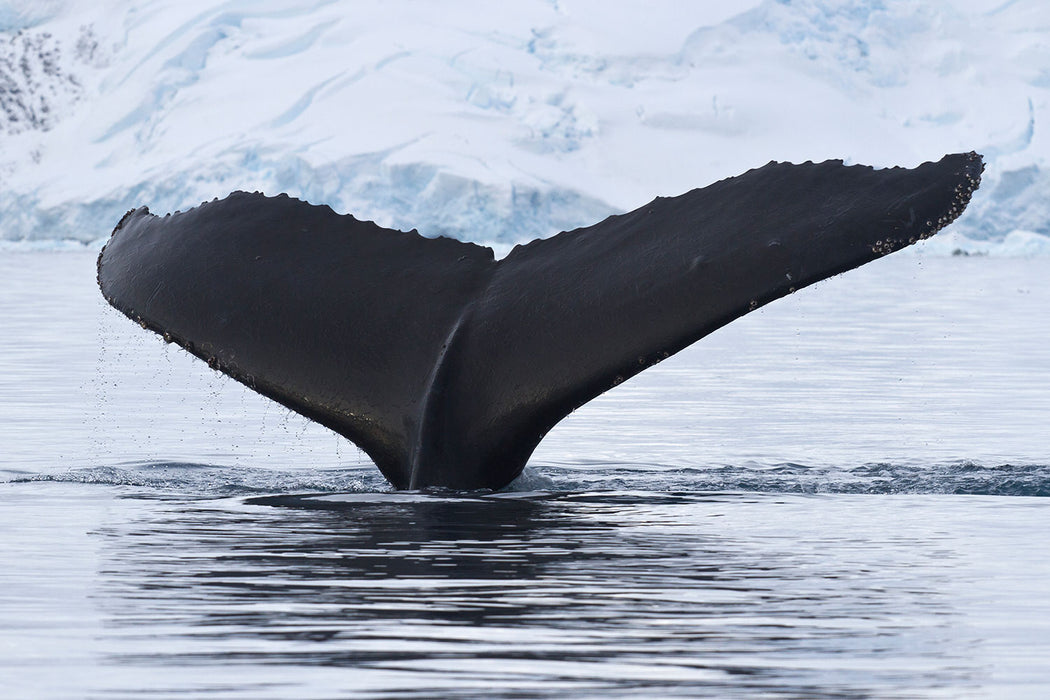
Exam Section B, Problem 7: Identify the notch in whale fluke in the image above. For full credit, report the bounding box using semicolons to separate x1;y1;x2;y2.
97;153;983;490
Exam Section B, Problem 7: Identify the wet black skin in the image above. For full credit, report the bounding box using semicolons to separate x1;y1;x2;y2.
98;153;983;490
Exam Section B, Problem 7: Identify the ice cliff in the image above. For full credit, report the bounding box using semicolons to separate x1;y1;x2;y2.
0;0;1047;253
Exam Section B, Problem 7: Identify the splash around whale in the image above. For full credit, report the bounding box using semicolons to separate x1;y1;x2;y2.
97;153;983;490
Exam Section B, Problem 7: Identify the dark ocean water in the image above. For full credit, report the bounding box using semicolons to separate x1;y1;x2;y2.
2;251;1049;698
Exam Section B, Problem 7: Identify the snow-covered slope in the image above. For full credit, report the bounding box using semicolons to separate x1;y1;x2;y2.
0;0;1047;252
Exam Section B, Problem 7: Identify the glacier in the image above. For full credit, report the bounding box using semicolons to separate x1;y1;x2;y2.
0;0;1047;252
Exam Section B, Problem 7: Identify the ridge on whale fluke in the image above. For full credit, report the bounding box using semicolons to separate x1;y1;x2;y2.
98;153;983;490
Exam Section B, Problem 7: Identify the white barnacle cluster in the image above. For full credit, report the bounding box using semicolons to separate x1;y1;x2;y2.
869;238;899;256
871;153;983;255
917;154;983;242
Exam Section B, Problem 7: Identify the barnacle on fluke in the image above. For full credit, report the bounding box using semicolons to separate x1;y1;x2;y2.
98;153;983;490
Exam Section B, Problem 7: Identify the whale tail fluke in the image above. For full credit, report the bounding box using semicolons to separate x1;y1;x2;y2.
98;153;983;490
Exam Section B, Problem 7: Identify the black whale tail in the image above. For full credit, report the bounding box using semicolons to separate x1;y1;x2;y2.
98;153;983;490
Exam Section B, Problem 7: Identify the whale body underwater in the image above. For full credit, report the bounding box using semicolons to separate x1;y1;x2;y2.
98;153;984;490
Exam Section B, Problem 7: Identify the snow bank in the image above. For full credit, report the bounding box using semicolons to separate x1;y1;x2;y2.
0;0;1047;252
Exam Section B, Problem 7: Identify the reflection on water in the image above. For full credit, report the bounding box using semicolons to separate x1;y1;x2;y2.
89;491;985;698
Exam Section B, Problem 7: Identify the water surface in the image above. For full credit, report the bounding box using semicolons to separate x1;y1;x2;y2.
2;251;1049;698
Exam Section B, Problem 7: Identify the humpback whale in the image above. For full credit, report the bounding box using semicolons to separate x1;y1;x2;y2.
98;153;983;490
